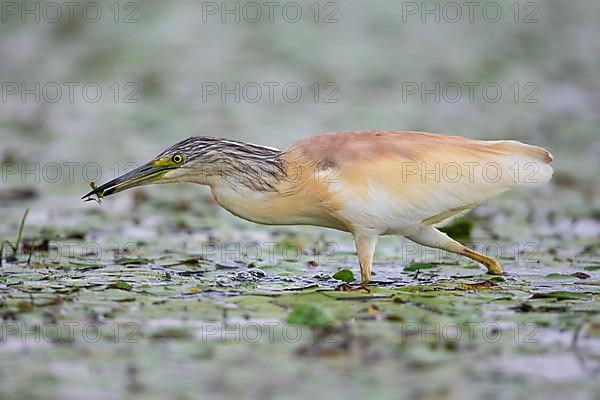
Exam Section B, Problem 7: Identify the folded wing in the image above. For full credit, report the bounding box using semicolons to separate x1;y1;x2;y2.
287;131;553;232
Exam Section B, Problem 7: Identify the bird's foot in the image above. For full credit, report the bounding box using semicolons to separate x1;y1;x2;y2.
486;259;504;275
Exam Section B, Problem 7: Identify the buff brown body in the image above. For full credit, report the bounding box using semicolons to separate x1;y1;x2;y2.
84;131;554;283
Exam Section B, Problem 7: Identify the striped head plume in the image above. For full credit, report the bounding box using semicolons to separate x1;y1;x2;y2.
155;136;287;191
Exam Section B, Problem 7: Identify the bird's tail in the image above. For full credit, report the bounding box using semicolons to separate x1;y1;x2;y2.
485;140;554;185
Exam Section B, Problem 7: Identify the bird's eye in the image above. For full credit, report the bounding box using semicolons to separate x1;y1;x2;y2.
172;154;184;164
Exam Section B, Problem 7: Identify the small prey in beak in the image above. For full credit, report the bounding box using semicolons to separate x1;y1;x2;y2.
84;181;103;204
81;161;176;203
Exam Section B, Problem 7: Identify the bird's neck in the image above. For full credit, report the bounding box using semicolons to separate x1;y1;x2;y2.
206;146;292;224
205;143;348;229
203;141;287;193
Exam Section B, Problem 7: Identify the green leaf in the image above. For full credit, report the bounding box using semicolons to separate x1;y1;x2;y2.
530;291;590;300
440;219;473;241
287;304;334;328
108;280;133;291
332;269;354;283
116;257;153;265
544;273;574;280
14;209;29;255
584;265;600;271
404;263;436;272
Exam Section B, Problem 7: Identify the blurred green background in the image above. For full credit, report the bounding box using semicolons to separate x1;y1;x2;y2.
1;2;600;399
1;0;599;203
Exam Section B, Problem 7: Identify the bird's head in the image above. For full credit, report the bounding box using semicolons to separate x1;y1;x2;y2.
82;136;285;202
81;137;222;201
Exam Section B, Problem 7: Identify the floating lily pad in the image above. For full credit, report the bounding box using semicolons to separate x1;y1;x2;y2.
332;269;354;283
584;266;600;271
457;280;498;290
530;291;591;300
544;273;575;280
107;280;134;291
404;263;436;272
116;257;153;265
287;304;334;328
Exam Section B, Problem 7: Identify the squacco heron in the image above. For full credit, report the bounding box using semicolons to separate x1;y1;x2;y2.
83;131;553;282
